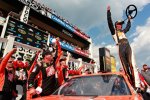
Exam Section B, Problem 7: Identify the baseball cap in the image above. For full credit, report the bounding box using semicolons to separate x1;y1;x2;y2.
42;50;53;58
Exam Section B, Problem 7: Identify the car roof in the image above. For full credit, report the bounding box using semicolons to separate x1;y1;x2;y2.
71;72;125;78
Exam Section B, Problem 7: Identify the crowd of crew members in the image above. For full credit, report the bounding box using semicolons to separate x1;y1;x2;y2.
0;38;94;100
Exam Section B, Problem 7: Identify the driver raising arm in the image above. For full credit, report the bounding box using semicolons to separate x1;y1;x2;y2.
107;5;140;90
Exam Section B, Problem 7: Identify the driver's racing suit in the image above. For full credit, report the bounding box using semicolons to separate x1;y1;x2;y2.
107;9;140;88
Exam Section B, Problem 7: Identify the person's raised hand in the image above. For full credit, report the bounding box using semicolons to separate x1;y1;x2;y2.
128;15;132;20
56;37;60;41
67;51;71;57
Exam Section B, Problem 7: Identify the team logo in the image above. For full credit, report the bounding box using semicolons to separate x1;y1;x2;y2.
18;29;26;34
27;38;33;42
46;66;55;77
35;35;42;40
8;73;13;82
23;6;30;23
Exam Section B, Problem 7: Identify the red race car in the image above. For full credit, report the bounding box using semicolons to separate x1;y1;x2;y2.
33;72;143;100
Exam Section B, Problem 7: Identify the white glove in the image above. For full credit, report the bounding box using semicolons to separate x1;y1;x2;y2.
35;87;42;94
146;87;150;94
52;38;56;43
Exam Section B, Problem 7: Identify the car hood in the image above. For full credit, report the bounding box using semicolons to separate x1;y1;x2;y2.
33;95;136;100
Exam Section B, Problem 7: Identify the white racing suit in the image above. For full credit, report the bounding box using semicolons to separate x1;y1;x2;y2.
107;9;140;88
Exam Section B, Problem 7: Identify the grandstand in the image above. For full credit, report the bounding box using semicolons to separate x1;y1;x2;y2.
0;0;97;73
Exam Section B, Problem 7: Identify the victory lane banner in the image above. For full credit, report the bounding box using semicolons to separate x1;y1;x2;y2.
4;17;48;49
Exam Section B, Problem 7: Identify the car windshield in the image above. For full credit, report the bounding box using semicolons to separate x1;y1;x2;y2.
53;74;131;96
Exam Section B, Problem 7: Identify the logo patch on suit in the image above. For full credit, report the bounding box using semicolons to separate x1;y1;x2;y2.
46;66;55;77
8;73;13;82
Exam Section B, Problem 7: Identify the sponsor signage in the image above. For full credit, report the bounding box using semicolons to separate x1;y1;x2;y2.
111;56;116;72
61;42;74;52
51;15;89;40
74;29;89;40
20;6;30;24
51;15;74;32
49;37;89;57
5;17;48;48
62;29;73;37
63;45;89;57
74;48;89;57
18;0;89;41
49;37;74;52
